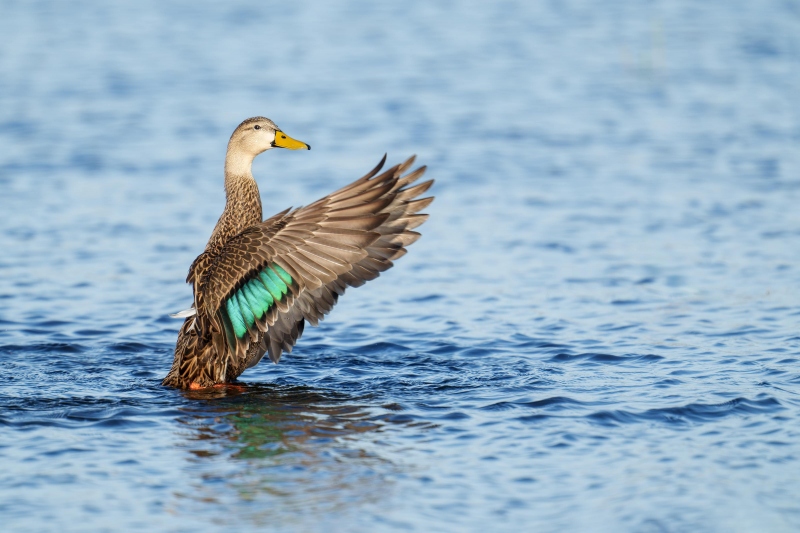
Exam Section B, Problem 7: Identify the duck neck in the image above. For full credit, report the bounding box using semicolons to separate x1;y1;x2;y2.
205;151;263;253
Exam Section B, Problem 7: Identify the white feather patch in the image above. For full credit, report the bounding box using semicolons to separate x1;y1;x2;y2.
169;308;197;318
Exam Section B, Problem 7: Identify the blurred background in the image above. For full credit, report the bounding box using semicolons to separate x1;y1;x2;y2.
1;1;799;532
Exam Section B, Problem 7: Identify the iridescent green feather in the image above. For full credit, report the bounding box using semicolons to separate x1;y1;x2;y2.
223;263;294;341
220;309;237;353
235;291;255;329
259;271;283;301
240;282;264;319
225;297;247;338
272;264;292;286
265;267;288;296
248;278;274;309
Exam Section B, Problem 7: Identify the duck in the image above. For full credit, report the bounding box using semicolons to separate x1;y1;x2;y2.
162;117;433;390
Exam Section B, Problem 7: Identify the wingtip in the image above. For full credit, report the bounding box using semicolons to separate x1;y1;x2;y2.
396;155;417;175
359;154;387;182
377;153;388;171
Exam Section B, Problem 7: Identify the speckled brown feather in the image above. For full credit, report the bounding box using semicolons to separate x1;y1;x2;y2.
163;120;432;389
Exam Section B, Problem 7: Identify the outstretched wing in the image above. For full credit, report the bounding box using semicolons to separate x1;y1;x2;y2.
193;155;433;378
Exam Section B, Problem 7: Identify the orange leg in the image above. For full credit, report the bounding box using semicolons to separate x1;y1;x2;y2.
188;381;247;392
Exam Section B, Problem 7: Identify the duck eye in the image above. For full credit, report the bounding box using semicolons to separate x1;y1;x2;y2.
254;125;261;130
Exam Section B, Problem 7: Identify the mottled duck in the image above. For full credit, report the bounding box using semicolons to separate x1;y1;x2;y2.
163;117;433;390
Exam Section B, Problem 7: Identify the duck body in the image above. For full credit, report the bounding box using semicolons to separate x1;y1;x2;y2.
162;117;433;389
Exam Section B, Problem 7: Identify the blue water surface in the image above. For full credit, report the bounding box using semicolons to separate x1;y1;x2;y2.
1;1;800;531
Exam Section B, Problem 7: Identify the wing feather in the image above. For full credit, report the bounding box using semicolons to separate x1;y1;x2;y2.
191;155;433;374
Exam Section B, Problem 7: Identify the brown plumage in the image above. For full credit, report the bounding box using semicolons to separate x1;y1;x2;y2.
162;117;433;389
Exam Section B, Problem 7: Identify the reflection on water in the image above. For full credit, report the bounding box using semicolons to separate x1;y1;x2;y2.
171;384;409;523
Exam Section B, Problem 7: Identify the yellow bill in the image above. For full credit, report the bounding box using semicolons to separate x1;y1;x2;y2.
272;130;310;150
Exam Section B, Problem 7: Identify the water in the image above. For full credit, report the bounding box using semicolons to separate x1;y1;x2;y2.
2;1;800;531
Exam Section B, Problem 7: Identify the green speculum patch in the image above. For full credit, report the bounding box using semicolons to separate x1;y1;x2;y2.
223;263;293;339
